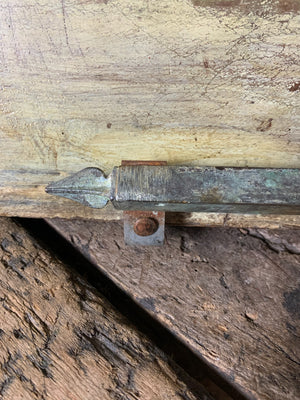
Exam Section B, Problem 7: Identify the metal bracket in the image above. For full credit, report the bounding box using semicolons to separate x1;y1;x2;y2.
122;161;166;246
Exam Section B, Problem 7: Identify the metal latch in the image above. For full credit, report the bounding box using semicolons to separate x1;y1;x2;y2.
46;162;300;246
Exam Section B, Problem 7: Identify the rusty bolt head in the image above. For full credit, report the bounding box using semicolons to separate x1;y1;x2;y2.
134;217;159;237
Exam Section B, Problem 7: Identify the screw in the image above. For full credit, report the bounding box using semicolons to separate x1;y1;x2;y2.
134;217;159;237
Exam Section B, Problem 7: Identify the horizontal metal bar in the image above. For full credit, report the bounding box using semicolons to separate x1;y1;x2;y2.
111;166;300;214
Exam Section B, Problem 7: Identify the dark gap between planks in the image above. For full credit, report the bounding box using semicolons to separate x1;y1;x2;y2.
16;217;254;400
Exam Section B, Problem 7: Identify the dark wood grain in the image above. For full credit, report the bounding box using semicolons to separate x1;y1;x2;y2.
48;218;300;400
0;217;215;400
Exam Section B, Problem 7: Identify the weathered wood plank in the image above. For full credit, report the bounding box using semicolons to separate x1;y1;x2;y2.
0;217;215;400
0;0;299;224
48;218;300;400
165;212;300;229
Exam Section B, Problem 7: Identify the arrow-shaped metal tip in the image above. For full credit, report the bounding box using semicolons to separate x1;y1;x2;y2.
45;167;111;209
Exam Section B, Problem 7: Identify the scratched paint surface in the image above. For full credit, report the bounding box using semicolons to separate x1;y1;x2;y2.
0;0;299;222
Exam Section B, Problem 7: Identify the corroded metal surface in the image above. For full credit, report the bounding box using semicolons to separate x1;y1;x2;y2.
124;211;165;246
122;160;166;246
134;217;159;236
46;168;111;209
46;165;300;215
112;166;300;215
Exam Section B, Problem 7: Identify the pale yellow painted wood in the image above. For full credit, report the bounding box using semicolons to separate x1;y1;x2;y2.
0;0;299;225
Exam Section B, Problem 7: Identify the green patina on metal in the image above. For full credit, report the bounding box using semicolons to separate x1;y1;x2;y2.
46;165;300;215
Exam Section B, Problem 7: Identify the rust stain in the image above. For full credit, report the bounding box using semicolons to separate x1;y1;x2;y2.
203;59;209;69
122;160;165;245
256;118;273;132
134;217;159;236
289;82;300;92
191;0;300;14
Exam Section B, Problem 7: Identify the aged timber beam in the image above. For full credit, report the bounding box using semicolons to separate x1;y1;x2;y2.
46;165;300;215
